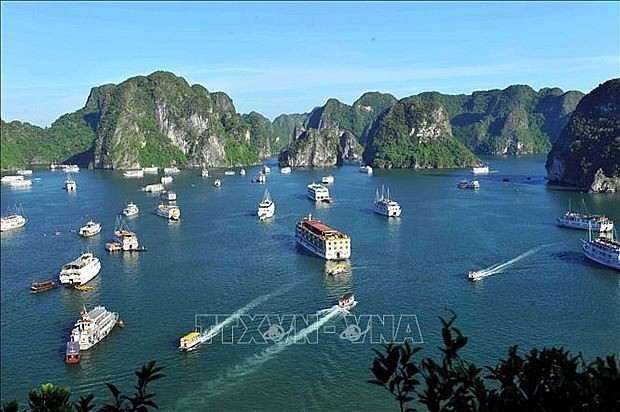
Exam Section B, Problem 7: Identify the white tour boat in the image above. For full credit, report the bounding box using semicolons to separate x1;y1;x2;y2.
201;169;209;178
156;203;181;220
123;169;144;178
307;182;333;203
160;176;174;184
374;185;402;217
582;229;620;271
142;183;165;192
9;179;32;188
113;217;140;251
213;179;222;188
0;210;27;232
280;166;292;174
59;252;101;285
68;306;119;352
1;175;24;183
338;293;357;309
321;175;334;184
65;165;80;173
224;170;236;176
163;166;181;174
262;165;271;174
65;175;77;191
240;169;246;176
468;270;487;281
557;200;614;232
295;214;351;260
16;169;33;176
359;165;373;174
142;166;159;174
257;189;275;220
472;165;489;174
122;202;139;217
79;220;102;237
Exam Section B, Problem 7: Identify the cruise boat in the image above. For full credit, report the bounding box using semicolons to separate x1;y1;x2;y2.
123;169;144;178
160;190;177;201
557;200;614;232
160;176;174;185
338;293;357;309
307;183;332;203
163;166;181;174
142;166;159;174
113;218;140;251
257;189;275;221
142;183;165;192
179;330;208;351
65;175;77;191
374;185;402;217
360;165;373;174
295;214;351;260
472;165;489;175
59;252;101;285
224;170;236;176
582;230;620;271
9;179;32;188
280;166;292;174
65;165;80;173
66;306;119;360
156;203;181;220
213;179;221;188
79;220;102;237
201;169;209;178
321;175;334;184
1;175;24;183
31;280;58;293
16;169;33;176
1;210;27;232
122;202;139;217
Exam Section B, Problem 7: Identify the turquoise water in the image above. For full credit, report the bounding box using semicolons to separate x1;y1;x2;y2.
1;156;619;410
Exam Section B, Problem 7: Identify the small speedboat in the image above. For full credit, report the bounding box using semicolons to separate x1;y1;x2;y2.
338;292;356;309
65;340;81;364
179;330;207;351
468;270;485;281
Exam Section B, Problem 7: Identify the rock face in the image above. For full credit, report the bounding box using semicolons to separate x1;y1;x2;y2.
277;129;341;167
362;100;480;168
546;78;620;191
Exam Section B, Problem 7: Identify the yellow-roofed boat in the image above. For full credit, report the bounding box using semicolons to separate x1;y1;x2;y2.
179;330;206;351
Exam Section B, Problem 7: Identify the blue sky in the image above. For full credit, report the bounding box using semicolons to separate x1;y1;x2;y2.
1;1;618;127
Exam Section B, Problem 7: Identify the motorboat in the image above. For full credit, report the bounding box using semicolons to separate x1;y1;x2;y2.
338;293;357;309
321;175;334;184
31;280;58;293
142;166;159;174
155;203;181;220
201;169;209;178
179;330;208;351
16;169;33;176
9;179;32;188
468;270;486;281
262;165;271;174
359;165;373;175
214;179;221;188
142;183;165;192
122;202;139;217
472;165;489;174
160;176;174;185
65;340;81;364
280;166;292;174
79;220;102;237
123;169;144;178
257;189;275;220
224;170;236;176
65;174;77;191
163;166;181;174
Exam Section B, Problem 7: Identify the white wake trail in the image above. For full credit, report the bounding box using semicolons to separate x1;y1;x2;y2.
478;244;551;277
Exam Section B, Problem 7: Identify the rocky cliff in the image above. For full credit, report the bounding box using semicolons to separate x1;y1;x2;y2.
546;79;620;192
277;128;346;167
362;100;480;168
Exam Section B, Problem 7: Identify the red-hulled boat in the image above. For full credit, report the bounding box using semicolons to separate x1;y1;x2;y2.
65;340;80;364
31;280;57;293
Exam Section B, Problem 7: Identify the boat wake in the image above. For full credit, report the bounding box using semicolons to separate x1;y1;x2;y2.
175;306;345;408
470;244;551;280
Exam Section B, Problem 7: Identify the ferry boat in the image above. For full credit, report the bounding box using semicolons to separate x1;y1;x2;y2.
163;166;181;174
156;203;181;220
213;179;221;188
31;280;58;293
257;189;275;221
1;175;24;183
122;202;139;217
9;179;32;188
65;340;81;364
79;220;102;237
472;165;489;174
582;230;620;271
65;175;77;191
160;190;177;201
160;176;174;185
142;166;159;174
295;214;351;260
374;185;402;217
280;166;292;174
123;169;144;178
321;175;334;184
142;183;165;192
66;306;119;358
16;169;33;176
59;252;101;285
338;293;357;309
179;330;208;351
557;200;614;232
307;183;332;203
1;212;27;232
359;165;373;174
113;225;139;251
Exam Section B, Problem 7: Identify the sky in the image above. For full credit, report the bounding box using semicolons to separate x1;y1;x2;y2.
1;1;618;127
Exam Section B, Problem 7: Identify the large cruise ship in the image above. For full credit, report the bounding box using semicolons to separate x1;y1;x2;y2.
557;211;614;232
59;252;101;285
66;306;119;363
307;183;332;203
295;214;351;260
374;185;402;217
582;231;620;271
